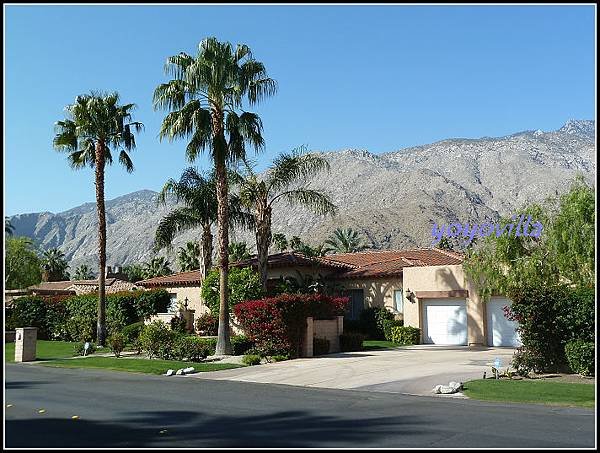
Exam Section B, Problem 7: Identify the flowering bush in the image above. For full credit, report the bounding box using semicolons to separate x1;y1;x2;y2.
235;293;348;358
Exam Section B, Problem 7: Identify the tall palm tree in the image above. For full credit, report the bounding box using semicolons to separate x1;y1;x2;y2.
53;92;143;345
234;148;337;291
272;233;288;252
73;264;95;280
228;241;251;262
5;217;15;236
323;228;368;254
177;241;201;272
154;37;276;355
41;248;70;282
143;257;173;279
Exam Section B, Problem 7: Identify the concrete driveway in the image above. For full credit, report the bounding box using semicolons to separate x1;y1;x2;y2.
192;345;516;396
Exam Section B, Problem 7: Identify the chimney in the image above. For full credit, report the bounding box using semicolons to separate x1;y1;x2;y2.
105;266;112;277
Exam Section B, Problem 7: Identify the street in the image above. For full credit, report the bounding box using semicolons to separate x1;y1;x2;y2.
4;363;596;448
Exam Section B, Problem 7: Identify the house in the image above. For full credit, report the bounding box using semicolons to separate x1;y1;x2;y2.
136;248;521;348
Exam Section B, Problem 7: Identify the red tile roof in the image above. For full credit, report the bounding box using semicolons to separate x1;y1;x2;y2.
136;270;204;288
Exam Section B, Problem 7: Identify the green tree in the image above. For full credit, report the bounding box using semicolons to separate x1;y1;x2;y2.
234;148;337;291
201;267;264;316
73;264;94;280
229;241;251;262
122;264;146;283
5;217;15;236
143;257;173;279
41;248;70;281
5;237;42;289
323;228;368;254
464;176;595;299
53;92;143;345
177;241;201;272
272;233;288;252
289;236;303;250
154;37;276;355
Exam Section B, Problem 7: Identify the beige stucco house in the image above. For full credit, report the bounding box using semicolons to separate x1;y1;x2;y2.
137;248;520;347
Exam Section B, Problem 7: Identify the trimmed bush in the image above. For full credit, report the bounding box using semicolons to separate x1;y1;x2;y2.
74;341;96;356
383;319;404;342
6;296;53;339
389;326;420;345
122;321;145;345
235;293;349;358
242;354;262;366
107;332;125;358
340;332;366;352
313;337;330;356
172;335;211;362
139;320;174;359
231;335;254;356
195;312;218;335
565;340;595;376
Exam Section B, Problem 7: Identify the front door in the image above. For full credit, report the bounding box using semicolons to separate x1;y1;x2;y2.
342;289;364;320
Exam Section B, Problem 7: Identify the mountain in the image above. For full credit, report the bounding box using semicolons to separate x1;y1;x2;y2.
8;119;596;271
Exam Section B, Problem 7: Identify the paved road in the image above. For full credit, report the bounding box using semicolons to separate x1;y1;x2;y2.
5;363;595;448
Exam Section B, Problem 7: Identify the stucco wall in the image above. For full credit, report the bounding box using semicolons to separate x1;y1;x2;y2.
336;277;403;312
402;264;485;346
163;286;208;318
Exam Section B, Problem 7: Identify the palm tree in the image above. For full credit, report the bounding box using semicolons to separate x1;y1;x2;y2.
177;241;201;272
229;241;251;262
154;37;276;355
5;217;15;236
53;92;143;345
323;228;368;254
143;257;173;279
272;233;288;252
234;148;337;291
41;248;70;281
73;264;94;280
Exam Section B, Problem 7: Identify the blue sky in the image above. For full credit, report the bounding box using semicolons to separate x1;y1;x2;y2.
4;5;596;215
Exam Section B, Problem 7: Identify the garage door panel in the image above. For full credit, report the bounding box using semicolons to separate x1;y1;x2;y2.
487;298;521;347
423;299;467;345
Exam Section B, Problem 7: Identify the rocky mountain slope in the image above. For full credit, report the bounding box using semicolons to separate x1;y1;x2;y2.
8;119;596;271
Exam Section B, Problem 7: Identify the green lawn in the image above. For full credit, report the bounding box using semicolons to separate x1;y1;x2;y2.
38;357;242;375
362;340;402;351
463;379;595;408
5;340;77;362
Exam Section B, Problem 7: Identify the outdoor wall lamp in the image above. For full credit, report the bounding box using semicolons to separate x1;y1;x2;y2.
406;289;416;304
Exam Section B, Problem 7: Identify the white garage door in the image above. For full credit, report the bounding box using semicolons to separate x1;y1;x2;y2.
423;299;467;345
487;297;521;347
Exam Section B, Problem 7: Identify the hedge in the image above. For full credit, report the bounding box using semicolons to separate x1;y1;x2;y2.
383;319;404;342
389;326;420;345
235;293;348;358
565;340;595;376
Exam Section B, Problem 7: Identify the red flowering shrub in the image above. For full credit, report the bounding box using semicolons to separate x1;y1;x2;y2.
234;293;348;358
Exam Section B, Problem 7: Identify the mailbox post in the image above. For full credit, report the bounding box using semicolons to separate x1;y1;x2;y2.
15;327;37;362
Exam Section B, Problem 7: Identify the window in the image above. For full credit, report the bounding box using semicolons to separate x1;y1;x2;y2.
394;289;403;313
168;293;178;313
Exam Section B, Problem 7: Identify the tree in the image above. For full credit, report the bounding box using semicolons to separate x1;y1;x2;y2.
5;237;42;289
201;266;264;316
122;264;146;283
272;233;288;252
177;241;201;272
464;176;595;300
323;228;368;254
73;264;94;280
53;91;143;345
41;248;70;281
154;37;276;355
229;241;251;262
143;257;173;279
5;217;15;236
234;148;337;291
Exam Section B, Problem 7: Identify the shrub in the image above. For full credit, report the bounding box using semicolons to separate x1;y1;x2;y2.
198;337;217;356
340;332;365;352
389;326;420;345
382;319;404;342
172;335;211;362
122;321;145;345
202;267;264;316
139;320;174;359
195;312;218;335
107;332;125;358
235;293;348;358
74;341;96;356
313;337;330;356
134;290;170;319
7;296;52;339
231;335;254;356
565;340;595;376
242;354;262;366
269;354;289;362
170;314;187;333
343;319;364;335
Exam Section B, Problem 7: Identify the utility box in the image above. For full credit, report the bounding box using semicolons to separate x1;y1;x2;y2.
15;327;37;362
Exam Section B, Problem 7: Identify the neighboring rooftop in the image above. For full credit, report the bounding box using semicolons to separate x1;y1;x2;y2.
27;278;139;295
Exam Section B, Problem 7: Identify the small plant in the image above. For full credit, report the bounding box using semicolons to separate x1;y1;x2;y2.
339;332;365;352
565;340;595;376
242;354;262;366
269;354;289;362
74;341;96;356
313;337;330;356
231;335;254;356
107;332;126;358
170;314;187;333
195;312;218;336
382;319;404;342
139;320;173;359
389;326;420;345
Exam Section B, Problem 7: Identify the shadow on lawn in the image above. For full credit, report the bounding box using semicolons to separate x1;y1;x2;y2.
6;409;428;447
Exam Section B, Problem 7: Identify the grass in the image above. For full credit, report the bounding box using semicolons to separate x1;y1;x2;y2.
463;379;596;408
38;357;242;375
5;340;77;363
362;340;402;351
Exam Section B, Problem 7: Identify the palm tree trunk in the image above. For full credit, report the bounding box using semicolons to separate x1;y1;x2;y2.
215;158;232;355
255;202;272;292
200;224;213;280
95;140;107;346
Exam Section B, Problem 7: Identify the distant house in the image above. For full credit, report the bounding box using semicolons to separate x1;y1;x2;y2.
135;247;520;348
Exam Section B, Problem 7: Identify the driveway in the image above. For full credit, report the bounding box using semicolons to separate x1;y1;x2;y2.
192;345;516;395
